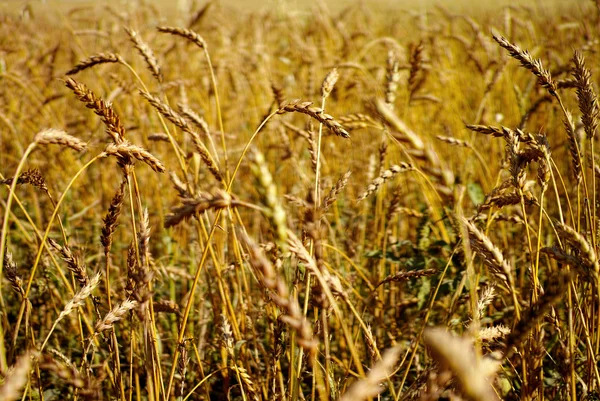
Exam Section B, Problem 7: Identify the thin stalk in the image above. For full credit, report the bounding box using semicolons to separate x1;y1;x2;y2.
396;250;455;399
0;142;37;302
11;154;104;353
203;48;229;183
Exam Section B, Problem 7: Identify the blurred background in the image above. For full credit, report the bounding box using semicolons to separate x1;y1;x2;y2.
0;0;573;15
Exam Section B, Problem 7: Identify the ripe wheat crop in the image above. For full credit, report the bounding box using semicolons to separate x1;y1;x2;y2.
0;1;599;400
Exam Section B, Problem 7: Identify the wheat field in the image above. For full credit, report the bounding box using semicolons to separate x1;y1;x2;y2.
0;1;598;400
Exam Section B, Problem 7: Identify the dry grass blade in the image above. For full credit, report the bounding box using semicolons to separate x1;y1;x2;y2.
424;328;500;401
34;128;87;152
65;53;123;76
338;346;401;401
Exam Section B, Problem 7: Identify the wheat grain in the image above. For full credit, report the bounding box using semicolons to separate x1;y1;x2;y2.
492;33;557;95
94;299;138;334
104;141;165;173
125;27;163;83
358;163;413;201
65;53;123;76
277;99;350;138
34;128;87;151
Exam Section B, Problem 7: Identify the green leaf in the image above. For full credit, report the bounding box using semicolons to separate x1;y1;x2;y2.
417;277;431;309
467;182;485;205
